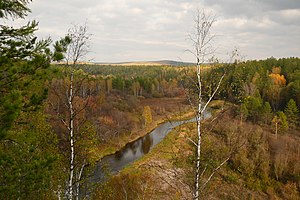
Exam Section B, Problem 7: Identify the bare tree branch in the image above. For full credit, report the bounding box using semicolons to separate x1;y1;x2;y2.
200;155;231;192
187;137;198;147
201;73;225;115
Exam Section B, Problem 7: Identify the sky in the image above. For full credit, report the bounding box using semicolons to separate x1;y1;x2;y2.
4;0;300;62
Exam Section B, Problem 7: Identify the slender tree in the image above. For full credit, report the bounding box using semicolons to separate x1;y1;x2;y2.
187;9;225;199
52;23;93;200
142;106;152;127
272;115;280;138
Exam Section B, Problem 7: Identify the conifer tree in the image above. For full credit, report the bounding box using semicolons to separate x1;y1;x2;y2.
0;1;60;198
261;101;273;124
0;0;51;138
284;99;299;129
277;111;289;133
239;103;249;124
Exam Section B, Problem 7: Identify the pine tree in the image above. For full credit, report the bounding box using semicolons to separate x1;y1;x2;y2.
243;95;263;122
261;101;273;124
284;99;299;129
239;103;249;124
0;0;51;138
0;1;60;198
277;111;289;133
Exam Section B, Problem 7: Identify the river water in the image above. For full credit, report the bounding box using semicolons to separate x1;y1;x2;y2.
90;110;211;183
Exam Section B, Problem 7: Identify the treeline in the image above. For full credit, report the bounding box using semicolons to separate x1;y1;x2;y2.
69;64;186;98
203;57;300;129
46;64;188;144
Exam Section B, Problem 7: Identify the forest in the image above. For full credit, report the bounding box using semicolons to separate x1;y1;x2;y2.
1;1;300;200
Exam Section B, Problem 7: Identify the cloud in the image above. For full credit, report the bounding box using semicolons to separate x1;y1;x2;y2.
7;0;299;62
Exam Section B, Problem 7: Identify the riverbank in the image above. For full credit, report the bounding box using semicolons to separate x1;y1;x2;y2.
92;100;227;199
95;97;194;160
93;107;212;199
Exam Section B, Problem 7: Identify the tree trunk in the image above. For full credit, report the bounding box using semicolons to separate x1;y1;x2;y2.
68;72;75;200
194;59;202;200
76;162;85;200
275;121;278;139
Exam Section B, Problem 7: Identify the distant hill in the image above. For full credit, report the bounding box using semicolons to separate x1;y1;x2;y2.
95;60;195;66
153;60;195;66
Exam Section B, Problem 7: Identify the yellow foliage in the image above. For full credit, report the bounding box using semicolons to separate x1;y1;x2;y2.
269;73;286;86
143;105;152;126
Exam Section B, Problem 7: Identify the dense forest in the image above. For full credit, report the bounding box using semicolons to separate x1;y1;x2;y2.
1;1;300;199
204;58;300;127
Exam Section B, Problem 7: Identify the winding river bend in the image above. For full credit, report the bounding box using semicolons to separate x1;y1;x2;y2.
90;110;211;183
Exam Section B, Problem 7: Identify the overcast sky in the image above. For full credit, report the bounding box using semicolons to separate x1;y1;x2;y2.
6;0;300;62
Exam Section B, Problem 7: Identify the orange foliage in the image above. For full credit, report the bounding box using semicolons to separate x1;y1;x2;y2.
269;73;286;86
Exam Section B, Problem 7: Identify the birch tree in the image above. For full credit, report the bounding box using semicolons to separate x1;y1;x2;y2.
187;10;225;199
52;23;93;200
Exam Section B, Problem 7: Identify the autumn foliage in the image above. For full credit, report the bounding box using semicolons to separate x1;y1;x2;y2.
269;73;286;86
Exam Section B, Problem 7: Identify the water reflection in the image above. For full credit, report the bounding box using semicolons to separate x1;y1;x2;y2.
114;150;123;161
91;110;211;183
142;134;153;154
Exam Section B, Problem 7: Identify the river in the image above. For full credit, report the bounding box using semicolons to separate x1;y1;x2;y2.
90;110;211;183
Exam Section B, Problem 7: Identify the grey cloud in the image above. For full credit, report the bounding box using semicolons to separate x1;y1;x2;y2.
15;0;300;62
202;0;300;17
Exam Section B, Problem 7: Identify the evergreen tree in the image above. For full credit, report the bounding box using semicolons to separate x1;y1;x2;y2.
242;95;263;122
277;111;289;133
239;103;249;123
0;0;51;138
0;1;61;198
0;111;63;199
0;0;31;18
261;101;273;124
284;99;299;129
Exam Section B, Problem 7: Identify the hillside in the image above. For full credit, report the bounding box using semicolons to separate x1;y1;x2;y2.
94;103;300;200
95;60;195;66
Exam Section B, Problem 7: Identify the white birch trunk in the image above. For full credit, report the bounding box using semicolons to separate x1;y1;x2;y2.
187;10;231;199
68;72;75;200
189;10;216;200
194;58;202;200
